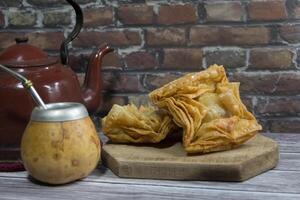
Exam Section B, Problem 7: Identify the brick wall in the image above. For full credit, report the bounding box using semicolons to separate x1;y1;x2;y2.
0;0;300;133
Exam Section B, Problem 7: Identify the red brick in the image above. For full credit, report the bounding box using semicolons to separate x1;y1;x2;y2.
0;11;4;27
240;96;254;113
146;28;186;46
144;73;184;91
117;5;154;25
269;119;300;133
125;51;157;70
248;0;287;21
162;48;203;70
256;97;300;116
103;72;145;93
249;48;293;70
43;11;71;27
205;48;246;69
69;51;123;72
99;95;127;113
27;32;65;51
279;24;300;43
83;7;113;27
102;52;123;69
69;54;89;73
158;4;197;25
27;0;65;6
27;0;94;6
73;30;141;47
256;119;269;133
190;26;270;46
8;11;36;27
286;0;300;18
128;94;149;106
0;32;24;50
0;0;22;7
205;2;244;22
231;72;300;95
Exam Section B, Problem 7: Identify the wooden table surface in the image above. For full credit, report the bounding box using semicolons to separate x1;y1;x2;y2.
0;133;299;200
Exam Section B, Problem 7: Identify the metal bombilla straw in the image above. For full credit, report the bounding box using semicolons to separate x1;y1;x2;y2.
0;64;47;110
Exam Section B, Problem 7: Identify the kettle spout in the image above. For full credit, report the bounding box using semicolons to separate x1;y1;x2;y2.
81;43;113;113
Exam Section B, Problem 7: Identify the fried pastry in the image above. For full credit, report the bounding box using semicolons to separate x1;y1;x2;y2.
102;104;177;143
149;64;262;154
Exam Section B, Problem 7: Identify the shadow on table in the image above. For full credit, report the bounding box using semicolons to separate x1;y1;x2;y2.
27;165;108;187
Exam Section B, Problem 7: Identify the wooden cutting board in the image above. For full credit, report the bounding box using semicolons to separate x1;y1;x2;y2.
102;134;278;181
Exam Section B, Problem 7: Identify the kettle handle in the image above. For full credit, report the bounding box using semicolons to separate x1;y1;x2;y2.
60;0;83;65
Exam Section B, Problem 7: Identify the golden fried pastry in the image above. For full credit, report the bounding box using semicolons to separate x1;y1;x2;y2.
102;104;177;143
149;64;262;154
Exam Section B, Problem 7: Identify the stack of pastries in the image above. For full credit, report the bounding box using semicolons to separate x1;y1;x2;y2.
102;64;262;154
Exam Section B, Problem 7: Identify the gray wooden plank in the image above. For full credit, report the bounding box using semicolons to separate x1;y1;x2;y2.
0;176;299;200
263;133;300;153
1;166;300;194
0;132;299;200
88;169;300;194
276;152;300;171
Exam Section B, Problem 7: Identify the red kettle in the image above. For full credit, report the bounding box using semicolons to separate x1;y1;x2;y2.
0;0;113;161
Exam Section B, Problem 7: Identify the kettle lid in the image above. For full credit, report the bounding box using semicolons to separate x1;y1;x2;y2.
0;37;58;68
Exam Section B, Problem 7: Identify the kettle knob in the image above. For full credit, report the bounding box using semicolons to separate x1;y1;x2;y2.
15;37;29;44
